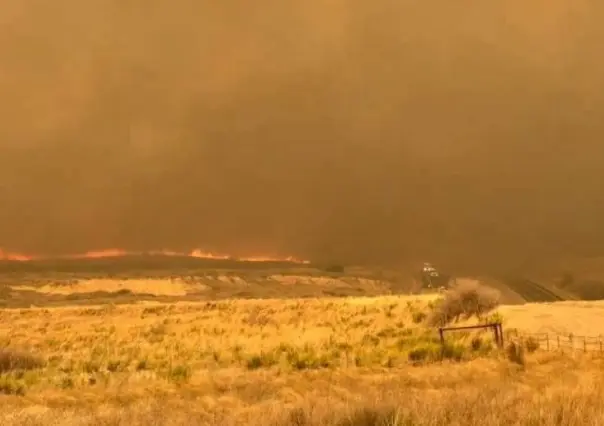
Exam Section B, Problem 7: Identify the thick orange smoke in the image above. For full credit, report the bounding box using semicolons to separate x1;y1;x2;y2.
1;1;604;272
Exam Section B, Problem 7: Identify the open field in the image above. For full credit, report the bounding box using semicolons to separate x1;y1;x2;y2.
2;288;604;424
2;258;604;424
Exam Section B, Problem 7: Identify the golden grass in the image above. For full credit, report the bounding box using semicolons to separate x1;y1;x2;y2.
1;292;604;425
13;278;204;297
499;300;604;335
266;274;390;289
9;275;392;299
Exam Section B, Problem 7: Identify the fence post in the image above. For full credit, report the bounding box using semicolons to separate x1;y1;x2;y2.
569;334;573;351
493;324;503;348
584;337;587;353
600;336;603;355
438;328;445;361
557;336;560;351
546;334;550;351
491;325;497;347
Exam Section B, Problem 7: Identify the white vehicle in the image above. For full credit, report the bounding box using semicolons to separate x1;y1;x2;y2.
419;262;450;289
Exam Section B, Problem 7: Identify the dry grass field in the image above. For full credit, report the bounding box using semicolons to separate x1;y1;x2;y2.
0;263;604;426
1;266;604;425
0;261;406;309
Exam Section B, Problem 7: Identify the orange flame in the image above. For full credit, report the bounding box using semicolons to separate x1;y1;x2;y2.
189;249;231;260
69;249;129;259
0;249;33;261
0;248;310;264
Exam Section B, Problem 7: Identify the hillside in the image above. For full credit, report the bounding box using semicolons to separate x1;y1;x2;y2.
509;256;604;301
0;255;602;309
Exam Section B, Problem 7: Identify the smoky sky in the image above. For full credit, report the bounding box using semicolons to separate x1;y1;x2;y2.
1;1;604;269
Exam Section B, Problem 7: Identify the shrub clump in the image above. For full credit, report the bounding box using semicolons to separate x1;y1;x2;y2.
407;344;439;364
407;341;465;364
167;364;191;383
0;376;26;395
506;341;525;365
471;336;483;351
0;349;45;373
428;280;500;326
524;337;540;353
411;311;427;324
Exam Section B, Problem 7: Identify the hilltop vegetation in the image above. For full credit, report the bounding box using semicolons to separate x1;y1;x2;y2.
0;257;416;309
3;254;604;306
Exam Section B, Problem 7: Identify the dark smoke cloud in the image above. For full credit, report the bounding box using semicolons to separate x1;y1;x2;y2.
1;1;603;269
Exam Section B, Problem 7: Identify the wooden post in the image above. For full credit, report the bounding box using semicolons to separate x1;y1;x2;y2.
439;322;505;352
569;334;573;350
600;336;603;355
492;325;498;347
584;337;587;353
557;336;560;350
438;328;445;360
546;334;550;351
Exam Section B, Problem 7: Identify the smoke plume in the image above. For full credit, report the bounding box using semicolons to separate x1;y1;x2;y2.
1;1;603;270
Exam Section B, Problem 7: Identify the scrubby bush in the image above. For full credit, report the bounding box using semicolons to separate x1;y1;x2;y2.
246;352;278;370
411;311;427;324
506;341;525;365
471;336;483;351
167;364;191;383
0;349;45;373
482;311;505;325
0;375;26;395
441;342;466;361
408;343;440;363
428;280;500;326
525;337;540;353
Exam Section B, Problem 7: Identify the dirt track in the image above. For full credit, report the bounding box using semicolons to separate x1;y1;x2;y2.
480;277;578;304
453;277;570;304
503;278;565;302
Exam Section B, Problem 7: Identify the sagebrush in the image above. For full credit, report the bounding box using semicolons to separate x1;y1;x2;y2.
429;280;500;326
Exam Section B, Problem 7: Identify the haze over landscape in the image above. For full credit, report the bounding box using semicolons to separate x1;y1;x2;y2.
5;3;604;425
1;1;604;270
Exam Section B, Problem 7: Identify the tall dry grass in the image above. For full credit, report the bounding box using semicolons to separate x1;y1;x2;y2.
0;292;602;425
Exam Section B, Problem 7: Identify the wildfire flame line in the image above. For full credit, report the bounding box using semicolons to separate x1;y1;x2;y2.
0;248;310;264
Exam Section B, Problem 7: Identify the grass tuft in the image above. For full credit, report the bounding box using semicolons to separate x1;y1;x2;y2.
0;349;45;373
